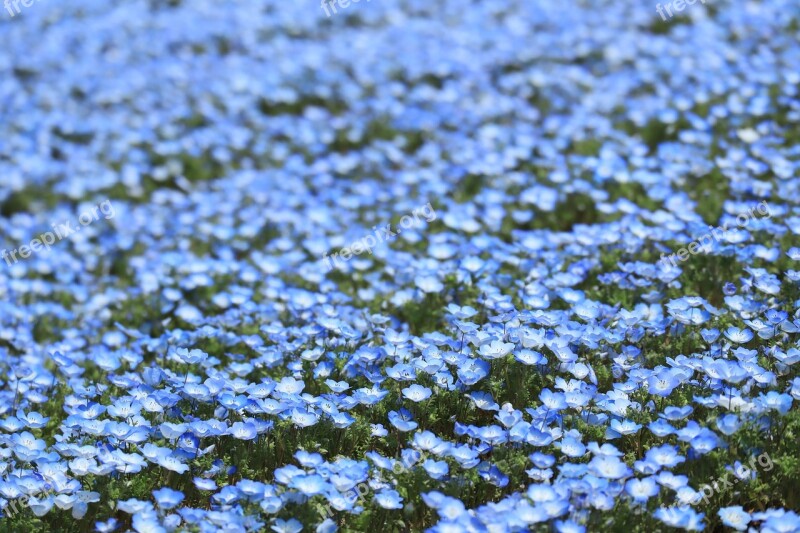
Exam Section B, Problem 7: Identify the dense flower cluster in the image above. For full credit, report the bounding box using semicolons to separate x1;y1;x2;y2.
1;0;799;531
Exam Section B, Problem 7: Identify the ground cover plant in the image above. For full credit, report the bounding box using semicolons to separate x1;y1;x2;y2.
0;0;799;531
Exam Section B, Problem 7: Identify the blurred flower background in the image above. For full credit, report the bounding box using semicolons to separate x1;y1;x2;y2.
0;0;799;531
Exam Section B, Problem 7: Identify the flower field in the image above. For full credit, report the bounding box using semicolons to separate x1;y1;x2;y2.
1;1;800;531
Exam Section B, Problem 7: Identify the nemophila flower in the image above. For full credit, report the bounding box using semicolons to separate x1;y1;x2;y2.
156;454;190;474
2;0;799;529
479;340;515;360
756;391;793;414
566;389;593;409
476;425;508;446
193;478;218;491
402;384;432;402
324;380;350;393
724;326;753;344
477;463;509;488
450;445;480;469
432;371;456;390
661;405;693;421
229;422;258;440
275;377;305;396
755;510;800;532
423;459;449;480
272;518;303;533
497;408;523;429
174;347;208;365
397;449;420;471
645;445;684;468
184;382;212;401
330;412;356;428
588;455;631;480
387;363;417;382
246;380;276;399
529;452;556;469
153;487;185;510
213;485;242;506
370;424;389;437
677;487;705;508
457;360;490;386
316;518;338;533
412;430;443;452
716;414;741;436
237;480;269;501
655;471;688;491
514;349;544;366
160;422;188;440
774;347;800;367
177;431;200;454
554;519;585;533
366;451;395;472
294;450;324;468
290;409;319;428
468;391;500;411
718;506;750;531
0;416;25;432
654;506;705;531
699;328;720;343
526;484;559;504
539;389;568;411
291;474;328;496
415;274;443;294
790;378;800;401
11;431;46;460
557;436;586;458
69;456;98;476
353;386;389;406
95;518;119;533
374;489;404;509
540;498;570;519
607;419;641;438
625;477;659;503
647;370;681;397
722;282;738;295
16;410;50;429
689;432;721;455
388;409;418;433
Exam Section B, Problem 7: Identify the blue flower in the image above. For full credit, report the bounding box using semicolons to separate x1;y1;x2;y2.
290;409;319;428
291;474;328;496
152;487;184;510
724;327;754;344
644;445;684;469
588;455;632;480
271;518;303;533
422;459;449;480
654;506;705;531
193;478;218;491
718;506;750;531
402;384;432;403
229;422;258;440
374;489;403;510
388;409;418;432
